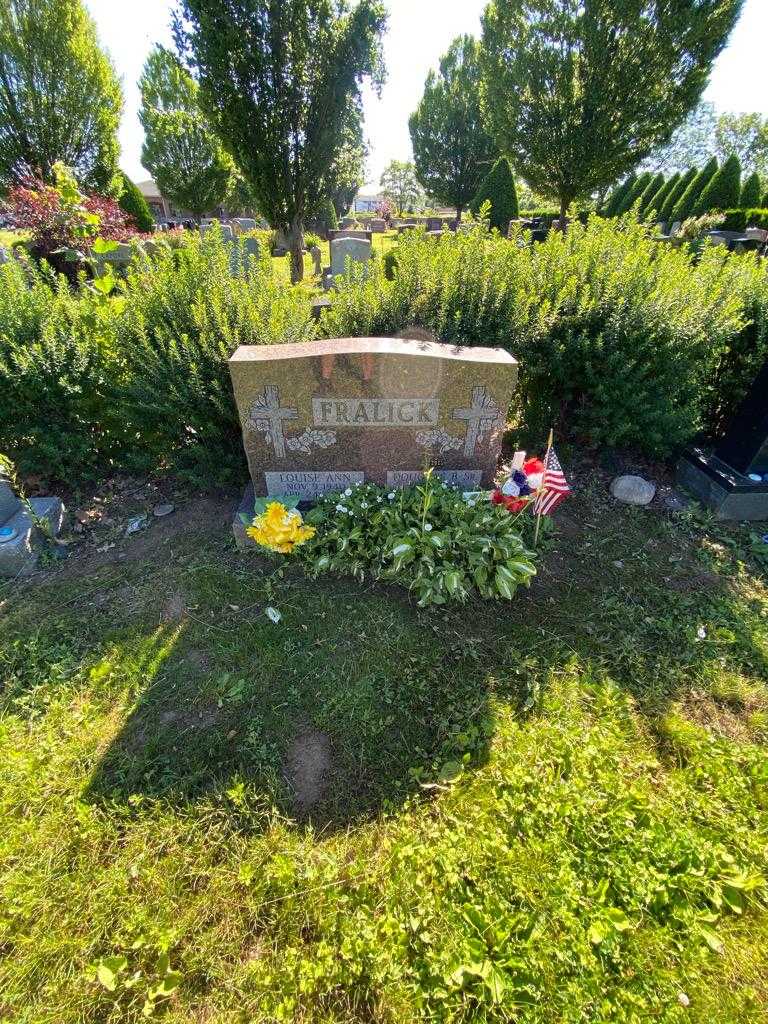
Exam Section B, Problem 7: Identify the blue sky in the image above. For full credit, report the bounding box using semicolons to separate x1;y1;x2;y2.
85;0;768;188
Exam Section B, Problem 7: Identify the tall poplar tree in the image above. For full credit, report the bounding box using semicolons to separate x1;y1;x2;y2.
140;46;233;220
480;0;744;228
0;0;122;191
174;0;387;282
409;35;497;219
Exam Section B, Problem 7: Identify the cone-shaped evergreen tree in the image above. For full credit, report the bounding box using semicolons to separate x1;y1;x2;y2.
118;172;154;232
660;167;697;223
616;172;653;215
695;153;741;213
672;157;718;222
637;172;665;217
470;156;519;232
739;171;761;208
645;173;678;221
602;174;635;216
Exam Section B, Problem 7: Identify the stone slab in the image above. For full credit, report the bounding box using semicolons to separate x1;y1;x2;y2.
229;336;518;500
677;449;768;521
330;237;372;278
0;496;65;578
0;479;21;523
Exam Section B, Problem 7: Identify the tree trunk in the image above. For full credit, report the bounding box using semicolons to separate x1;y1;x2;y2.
456;205;463;224
287;219;304;284
559;197;569;233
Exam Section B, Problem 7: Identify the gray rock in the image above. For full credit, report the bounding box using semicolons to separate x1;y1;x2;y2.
0;497;65;578
610;474;656;506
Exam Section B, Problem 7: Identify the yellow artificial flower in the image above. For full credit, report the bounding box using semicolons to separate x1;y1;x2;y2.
246;502;316;554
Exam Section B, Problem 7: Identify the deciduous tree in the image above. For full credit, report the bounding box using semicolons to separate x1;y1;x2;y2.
0;0;122;191
174;0;386;282
409;35;497;219
140;46;233;220
480;0;744;228
380;160;424;216
715;112;768;176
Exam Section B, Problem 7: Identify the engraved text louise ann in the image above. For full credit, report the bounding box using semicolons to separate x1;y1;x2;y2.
312;397;439;428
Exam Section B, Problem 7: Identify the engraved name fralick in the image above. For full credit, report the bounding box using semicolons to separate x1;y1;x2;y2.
312;397;439;428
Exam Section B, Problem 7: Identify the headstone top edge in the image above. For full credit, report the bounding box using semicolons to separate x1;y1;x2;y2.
229;337;518;366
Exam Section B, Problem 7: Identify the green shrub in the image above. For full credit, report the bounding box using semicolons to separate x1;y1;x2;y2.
470;157;519;233
116;230;317;482
0;257;125;479
659;167;696;223
703;255;768;438
740;171;762;208
300;474;538;606
518;208;561;224
118;172;154;233
695;154;741;214
321;216;758;455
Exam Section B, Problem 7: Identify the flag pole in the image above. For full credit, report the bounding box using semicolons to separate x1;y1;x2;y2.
534;427;554;547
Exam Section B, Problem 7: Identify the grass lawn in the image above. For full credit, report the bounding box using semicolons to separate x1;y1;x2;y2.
1;464;767;1022
271;230;399;287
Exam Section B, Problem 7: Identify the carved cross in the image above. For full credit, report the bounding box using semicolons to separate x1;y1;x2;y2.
249;385;299;458
452;386;503;457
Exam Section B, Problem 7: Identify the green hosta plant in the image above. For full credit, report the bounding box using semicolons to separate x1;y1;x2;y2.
299;470;538;606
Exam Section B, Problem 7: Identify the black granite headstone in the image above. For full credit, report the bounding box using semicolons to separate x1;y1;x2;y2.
676;355;768;519
714;356;768;479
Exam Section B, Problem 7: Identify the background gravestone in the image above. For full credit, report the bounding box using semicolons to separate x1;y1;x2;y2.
201;222;234;242
677;356;768;519
232;218;257;233
229;336;518;545
330;237;372;278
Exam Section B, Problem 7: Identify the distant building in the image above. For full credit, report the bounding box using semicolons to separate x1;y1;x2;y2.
353;191;384;213
136;179;230;223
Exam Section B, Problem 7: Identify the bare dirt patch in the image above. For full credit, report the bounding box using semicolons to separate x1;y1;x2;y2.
286;725;332;815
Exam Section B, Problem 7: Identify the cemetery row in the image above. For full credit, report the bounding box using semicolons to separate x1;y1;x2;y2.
2;215;768;579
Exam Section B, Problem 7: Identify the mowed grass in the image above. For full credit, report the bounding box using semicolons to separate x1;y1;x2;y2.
1;472;767;1022
271;229;400;287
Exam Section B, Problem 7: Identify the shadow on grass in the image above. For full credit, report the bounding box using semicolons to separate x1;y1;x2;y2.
38;489;766;833
84;582;508;830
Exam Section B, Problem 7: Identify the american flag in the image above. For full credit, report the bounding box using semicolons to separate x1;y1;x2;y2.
534;448;571;516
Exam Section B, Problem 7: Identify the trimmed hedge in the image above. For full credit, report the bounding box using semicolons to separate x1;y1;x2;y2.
470;157;519;233
717;209;768;232
118;172;154;233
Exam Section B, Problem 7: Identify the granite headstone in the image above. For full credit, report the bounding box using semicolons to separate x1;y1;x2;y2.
229;336;518;539
677;356;768;519
330;237;372;278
